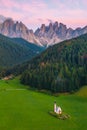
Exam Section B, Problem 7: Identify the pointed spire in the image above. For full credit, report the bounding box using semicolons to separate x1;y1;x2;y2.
54;21;58;27
41;24;45;31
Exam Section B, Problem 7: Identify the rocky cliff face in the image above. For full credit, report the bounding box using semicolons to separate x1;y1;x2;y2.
0;16;87;47
0;19;42;46
35;21;87;47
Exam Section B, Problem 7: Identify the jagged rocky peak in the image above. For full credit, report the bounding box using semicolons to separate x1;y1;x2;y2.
75;27;81;31
35;24;46;37
0;18;14;36
0;17;41;46
0;15;87;47
29;29;34;34
83;26;87;29
34;28;40;35
67;27;73;34
15;21;29;33
3;18;14;26
81;26;87;33
54;21;58;26
48;22;53;31
57;23;67;39
41;24;46;32
58;23;67;30
67;27;73;32
0;15;11;23
34;21;87;46
29;29;35;37
15;21;27;28
19;21;28;29
49;22;53;27
52;21;58;32
53;21;58;29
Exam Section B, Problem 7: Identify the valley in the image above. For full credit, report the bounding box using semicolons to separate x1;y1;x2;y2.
0;77;87;130
0;1;87;130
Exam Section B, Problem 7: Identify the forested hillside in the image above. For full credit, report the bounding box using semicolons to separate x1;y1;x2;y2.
12;38;44;53
21;34;87;93
0;34;44;68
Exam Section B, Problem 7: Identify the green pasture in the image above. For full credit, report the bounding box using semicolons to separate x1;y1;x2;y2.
0;78;87;130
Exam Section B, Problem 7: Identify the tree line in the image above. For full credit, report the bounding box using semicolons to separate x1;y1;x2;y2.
20;34;87;93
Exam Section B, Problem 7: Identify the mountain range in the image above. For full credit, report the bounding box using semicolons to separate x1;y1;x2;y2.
0;16;87;93
0;15;87;47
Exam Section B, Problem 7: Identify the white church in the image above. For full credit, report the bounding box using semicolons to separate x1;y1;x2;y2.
54;101;62;114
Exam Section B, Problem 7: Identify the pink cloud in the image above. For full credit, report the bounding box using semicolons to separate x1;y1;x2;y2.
0;0;87;31
0;0;19;8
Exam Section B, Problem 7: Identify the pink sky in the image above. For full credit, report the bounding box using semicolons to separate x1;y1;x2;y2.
0;0;87;30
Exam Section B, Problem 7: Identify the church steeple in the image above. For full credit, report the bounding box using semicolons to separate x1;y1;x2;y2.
54;101;62;114
54;101;57;113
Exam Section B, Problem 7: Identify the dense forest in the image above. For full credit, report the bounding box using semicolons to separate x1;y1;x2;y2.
21;34;87;93
0;34;44;68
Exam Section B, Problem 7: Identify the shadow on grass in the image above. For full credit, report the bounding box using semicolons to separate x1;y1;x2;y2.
49;111;70;120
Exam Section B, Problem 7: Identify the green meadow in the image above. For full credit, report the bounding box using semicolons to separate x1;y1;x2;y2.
0;78;87;130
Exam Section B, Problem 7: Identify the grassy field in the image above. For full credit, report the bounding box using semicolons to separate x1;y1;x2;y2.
76;86;87;98
0;78;87;130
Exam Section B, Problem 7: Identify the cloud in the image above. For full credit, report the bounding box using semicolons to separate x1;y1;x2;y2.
52;0;87;10
0;0;87;30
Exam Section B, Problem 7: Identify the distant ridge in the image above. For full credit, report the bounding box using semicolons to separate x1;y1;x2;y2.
0;15;87;47
0;17;42;46
35;22;87;47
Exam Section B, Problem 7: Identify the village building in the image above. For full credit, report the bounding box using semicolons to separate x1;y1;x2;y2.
54;101;62;114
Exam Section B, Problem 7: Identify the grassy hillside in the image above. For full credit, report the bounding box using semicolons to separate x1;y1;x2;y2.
21;34;87;93
0;78;87;130
0;34;44;68
76;86;87;98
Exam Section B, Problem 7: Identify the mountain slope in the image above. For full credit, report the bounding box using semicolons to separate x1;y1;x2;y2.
0;19;42;46
0;34;44;67
0;16;87;47
21;34;87;93
12;38;44;53
35;22;87;47
76;86;87;98
0;15;10;23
